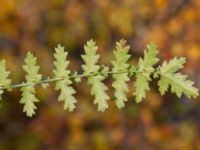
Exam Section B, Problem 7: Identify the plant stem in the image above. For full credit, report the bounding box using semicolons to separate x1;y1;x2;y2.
0;69;137;90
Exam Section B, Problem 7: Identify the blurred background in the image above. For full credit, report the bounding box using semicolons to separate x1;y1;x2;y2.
0;0;200;149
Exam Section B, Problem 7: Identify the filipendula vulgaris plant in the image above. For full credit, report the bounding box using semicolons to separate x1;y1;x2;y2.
0;39;199;117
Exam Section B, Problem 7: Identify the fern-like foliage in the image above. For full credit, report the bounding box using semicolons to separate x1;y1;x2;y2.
112;40;131;108
20;52;42;117
158;57;199;98
0;39;199;117
134;43;159;103
53;44;77;111
0;60;11;100
81;40;109;111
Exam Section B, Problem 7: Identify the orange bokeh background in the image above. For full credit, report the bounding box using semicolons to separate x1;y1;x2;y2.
0;0;200;149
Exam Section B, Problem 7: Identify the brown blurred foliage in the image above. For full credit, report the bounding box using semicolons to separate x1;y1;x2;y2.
0;0;200;149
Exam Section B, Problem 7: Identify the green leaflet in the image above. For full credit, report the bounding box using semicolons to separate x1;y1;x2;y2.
53;44;77;111
20;52;42;117
112;40;131;109
81;40;100;74
158;57;199;98
81;40;109;112
0;60;11;100
20;86;39;117
134;73;151;103
88;76;109;111
134;43;159;103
